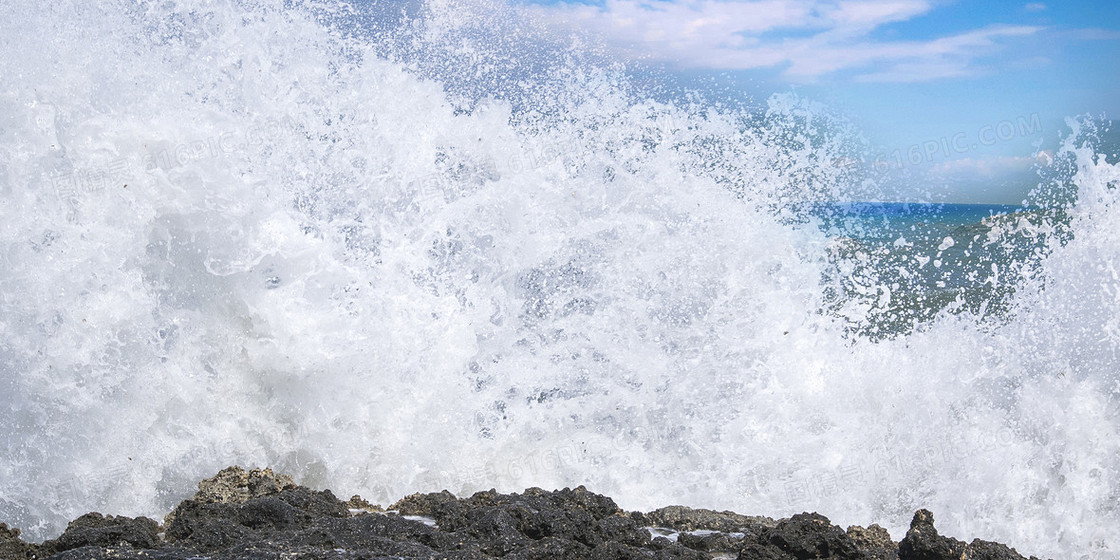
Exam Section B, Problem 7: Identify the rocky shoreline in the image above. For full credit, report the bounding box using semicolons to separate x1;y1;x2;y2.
0;467;1044;559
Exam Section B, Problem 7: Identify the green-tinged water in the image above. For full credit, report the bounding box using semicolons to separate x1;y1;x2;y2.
812;203;1068;339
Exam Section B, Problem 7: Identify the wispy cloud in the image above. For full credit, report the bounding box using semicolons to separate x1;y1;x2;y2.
521;0;1043;83
927;153;1048;179
1023;3;1047;12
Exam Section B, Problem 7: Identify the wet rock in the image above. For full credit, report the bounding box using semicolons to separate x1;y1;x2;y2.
898;510;1040;560
0;468;1050;560
763;512;861;559
314;513;462;552
589;539;708;559
738;541;796;560
898;509;966;560
424;485;626;554
635;505;777;533
677;530;747;553
597;514;652;548
389;489;458;516
966;538;1040;560
540;485;625;520
511;534;592;559
162;466;296;529
163;486;348;552
38;513;159;556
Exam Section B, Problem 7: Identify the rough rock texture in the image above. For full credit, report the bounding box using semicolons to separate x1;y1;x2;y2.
898;510;1041;560
38;513;160;557
847;524;898;560
346;494;384;513
0;524;35;560
633;506;777;533
761;512;863;559
0;468;1051;560
161;466;297;530
190;466;296;506
390;489;460;516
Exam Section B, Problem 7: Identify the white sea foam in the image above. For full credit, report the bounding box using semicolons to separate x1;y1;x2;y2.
0;1;1116;558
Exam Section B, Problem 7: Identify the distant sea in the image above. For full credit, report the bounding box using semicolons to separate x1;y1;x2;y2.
808;202;1060;338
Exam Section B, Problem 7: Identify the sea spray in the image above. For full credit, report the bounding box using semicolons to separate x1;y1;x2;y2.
0;1;1117;558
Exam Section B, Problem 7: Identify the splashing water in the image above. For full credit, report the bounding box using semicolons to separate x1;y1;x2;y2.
0;1;1117;558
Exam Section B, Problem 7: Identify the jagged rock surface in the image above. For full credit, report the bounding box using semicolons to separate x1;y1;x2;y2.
0;468;1050;560
898;509;1041;560
633;506;777;533
847;524;898;560
0;523;35;560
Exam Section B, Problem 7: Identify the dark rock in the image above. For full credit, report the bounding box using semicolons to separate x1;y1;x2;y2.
0;468;1048;560
677;530;746;552
738;541;797;560
457;505;533;555
899;509;966;560
634;505;776;533
40;544;196;560
162;500;258;552
898;510;1040;560
162;466;297;529
597;539;709;560
649;535;677;550
39;513;159;556
966;538;1039;560
389;489;458;516
164;486;347;552
423;485;621;554
291;523;441;558
510;534;592;559
588;539;708;559
315;512;462;551
541;485;624;520
763;512;862;559
276;486;350;518
0;523;37;559
597;514;652;547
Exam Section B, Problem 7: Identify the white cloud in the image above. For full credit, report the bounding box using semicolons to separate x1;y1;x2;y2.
927;153;1048;179
845;24;1042;82
1024;3;1047;12
822;0;930;30
522;0;1043;82
908;153;1049;203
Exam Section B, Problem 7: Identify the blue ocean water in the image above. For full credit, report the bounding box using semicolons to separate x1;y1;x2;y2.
816;202;1029;242
810;202;1063;338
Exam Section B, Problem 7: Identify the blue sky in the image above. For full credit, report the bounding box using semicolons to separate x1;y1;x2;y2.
513;0;1120;203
